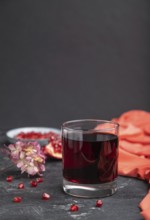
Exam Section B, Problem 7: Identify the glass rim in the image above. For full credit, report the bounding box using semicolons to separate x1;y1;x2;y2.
62;119;119;133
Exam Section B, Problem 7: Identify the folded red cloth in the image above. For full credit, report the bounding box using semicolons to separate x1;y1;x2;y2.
113;110;150;220
140;190;150;220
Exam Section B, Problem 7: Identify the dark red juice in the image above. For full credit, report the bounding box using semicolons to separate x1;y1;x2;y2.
62;132;118;184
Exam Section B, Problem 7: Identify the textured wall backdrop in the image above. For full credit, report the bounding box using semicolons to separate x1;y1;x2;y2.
0;0;150;129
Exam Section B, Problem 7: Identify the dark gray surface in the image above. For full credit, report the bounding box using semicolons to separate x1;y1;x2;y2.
0;134;148;220
0;0;150;129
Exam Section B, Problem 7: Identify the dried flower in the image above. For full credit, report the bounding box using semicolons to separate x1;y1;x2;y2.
6;141;46;176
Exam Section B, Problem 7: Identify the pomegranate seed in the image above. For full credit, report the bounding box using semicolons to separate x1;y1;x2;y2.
36;177;43;183
13;197;22;203
30;180;38;187
70;204;79;212
6;176;13;182
50;135;56;141
96;200;103;207
16;131;60;140
58;142;62;148
18;183;24;189
42;193;50;200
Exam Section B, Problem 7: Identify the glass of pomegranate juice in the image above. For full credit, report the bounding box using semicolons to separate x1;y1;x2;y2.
62;119;119;198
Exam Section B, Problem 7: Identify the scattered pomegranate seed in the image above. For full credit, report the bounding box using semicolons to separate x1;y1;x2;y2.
6;176;13;182
18;183;24;189
42;193;50;200
36;177;43;183
96;200;103;207
30;180;38;187
13;197;22;203
70;204;79;212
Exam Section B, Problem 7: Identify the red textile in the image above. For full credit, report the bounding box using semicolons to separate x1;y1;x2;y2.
114;110;150;220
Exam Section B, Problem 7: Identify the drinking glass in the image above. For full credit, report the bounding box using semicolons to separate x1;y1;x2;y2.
62;119;119;198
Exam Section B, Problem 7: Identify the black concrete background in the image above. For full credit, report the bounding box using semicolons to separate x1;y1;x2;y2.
0;3;150;218
0;0;150;129
0;134;148;220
